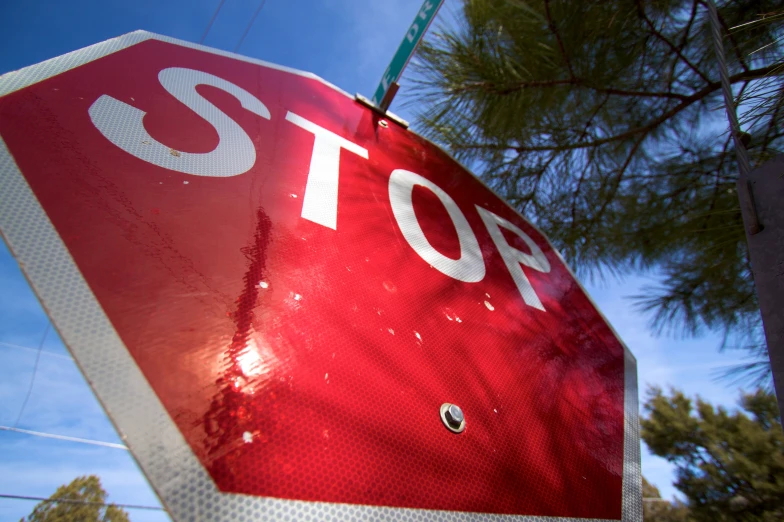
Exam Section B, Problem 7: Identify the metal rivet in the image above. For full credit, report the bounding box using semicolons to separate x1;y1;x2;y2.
440;403;465;433
378;119;388;128
447;404;464;424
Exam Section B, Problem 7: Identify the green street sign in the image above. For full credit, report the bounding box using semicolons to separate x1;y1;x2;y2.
371;0;444;110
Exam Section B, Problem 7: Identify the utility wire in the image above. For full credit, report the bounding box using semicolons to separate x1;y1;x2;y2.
0;426;128;450
200;0;227;44
0;341;71;360
0;493;164;511
3;326;127;450
14;322;50;428
234;0;268;52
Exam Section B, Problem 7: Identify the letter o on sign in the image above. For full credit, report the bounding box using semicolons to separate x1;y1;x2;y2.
388;169;485;283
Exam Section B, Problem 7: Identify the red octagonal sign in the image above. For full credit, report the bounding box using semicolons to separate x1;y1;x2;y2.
0;32;640;521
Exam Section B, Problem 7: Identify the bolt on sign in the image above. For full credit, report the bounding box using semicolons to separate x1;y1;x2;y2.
0;32;641;521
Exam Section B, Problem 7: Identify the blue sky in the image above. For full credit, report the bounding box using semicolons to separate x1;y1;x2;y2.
0;1;756;520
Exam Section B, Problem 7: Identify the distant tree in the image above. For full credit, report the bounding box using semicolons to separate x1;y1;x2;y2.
643;476;691;521
641;388;784;521
411;0;784;381
20;475;129;522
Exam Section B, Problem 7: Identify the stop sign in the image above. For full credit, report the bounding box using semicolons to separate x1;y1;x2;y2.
0;32;640;521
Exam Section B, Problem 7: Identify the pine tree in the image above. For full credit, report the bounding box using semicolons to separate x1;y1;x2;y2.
641;388;784;521
411;0;784;379
20;475;130;522
643;477;691;521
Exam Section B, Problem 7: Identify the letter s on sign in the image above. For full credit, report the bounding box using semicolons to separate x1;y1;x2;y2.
89;67;270;176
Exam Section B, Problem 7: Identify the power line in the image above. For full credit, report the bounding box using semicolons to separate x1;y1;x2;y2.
0;341;72;360
0;426;128;450
200;0;227;44
234;0;268;53
0;493;165;511
14;322;51;428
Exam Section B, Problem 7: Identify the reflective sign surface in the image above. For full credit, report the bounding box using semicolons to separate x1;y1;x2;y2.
0;33;639;521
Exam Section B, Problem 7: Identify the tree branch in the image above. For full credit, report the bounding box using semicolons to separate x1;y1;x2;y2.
636;0;712;85
457;65;781;153
570;150;593;230
570;94;611;225
592;132;646;222
759;94;783;156
544;0;575;80
667;0;701;92
679;0;700;52
599;87;687;100
450;78;576;94
521;152;557;211
700;133;734;232
454;78;688;100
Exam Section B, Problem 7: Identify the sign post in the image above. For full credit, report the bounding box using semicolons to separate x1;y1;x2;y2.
737;155;784;414
0;32;641;521
370;0;444;111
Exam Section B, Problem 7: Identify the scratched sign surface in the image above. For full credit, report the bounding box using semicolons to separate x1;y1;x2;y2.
0;33;640;521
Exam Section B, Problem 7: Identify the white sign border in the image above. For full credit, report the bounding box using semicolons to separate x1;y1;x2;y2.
0;31;641;522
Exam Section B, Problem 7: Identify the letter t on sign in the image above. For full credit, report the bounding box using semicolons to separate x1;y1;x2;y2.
285;112;369;230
